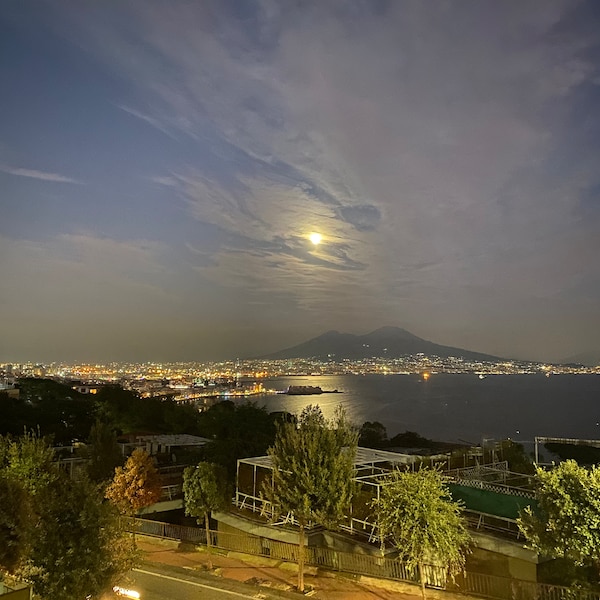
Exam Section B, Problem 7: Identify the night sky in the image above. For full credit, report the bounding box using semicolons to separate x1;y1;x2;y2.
1;1;599;363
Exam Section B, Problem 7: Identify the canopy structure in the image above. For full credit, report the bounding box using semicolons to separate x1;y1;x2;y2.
235;446;536;543
235;447;448;540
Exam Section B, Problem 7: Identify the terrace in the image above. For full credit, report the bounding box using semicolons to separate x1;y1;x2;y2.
234;447;537;544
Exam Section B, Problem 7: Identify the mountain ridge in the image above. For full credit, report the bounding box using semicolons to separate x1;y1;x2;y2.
258;326;504;361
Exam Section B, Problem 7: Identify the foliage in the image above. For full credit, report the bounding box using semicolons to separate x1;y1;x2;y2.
537;557;600;588
0;434;134;599
359;421;388;448
86;419;124;483
265;404;358;527
4;379;94;443
518;460;600;569
105;448;162;515
388;430;437;449
183;462;228;525
198;401;280;479
498;440;535;474
3;431;58;496
0;474;31;571
183;462;228;562
373;467;470;599
264;404;358;591
93;385;202;436
544;443;600;466
19;474;135;600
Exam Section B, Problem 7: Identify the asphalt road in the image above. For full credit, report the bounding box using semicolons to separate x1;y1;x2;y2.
110;564;301;600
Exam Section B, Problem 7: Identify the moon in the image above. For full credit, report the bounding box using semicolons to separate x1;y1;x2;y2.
309;232;322;245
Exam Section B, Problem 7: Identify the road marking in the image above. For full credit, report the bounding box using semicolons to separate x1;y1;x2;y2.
133;568;264;598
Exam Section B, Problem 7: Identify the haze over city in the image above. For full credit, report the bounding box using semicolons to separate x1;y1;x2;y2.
2;1;599;364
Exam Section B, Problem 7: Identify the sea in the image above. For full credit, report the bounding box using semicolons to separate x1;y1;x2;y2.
252;374;600;446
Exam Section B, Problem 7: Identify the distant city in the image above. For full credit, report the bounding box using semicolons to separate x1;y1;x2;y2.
1;353;598;404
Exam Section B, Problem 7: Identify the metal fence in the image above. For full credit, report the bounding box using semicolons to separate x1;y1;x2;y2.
131;518;600;600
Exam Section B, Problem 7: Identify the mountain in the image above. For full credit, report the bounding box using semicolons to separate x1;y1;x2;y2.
260;326;502;361
559;351;600;367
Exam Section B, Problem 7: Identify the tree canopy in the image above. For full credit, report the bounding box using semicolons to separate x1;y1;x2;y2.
0;434;134;600
198;401;281;480
358;421;388;448
518;460;600;570
373;467;470;600
264;404;358;591
86;419;124;483
105;447;162;516
2;379;94;443
183;462;228;565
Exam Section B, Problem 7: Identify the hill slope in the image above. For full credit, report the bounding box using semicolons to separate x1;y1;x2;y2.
260;326;502;361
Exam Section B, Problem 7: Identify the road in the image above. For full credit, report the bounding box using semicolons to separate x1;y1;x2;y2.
108;564;300;600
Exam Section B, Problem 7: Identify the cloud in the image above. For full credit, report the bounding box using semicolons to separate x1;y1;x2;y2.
0;163;81;183
14;1;600;360
117;104;179;139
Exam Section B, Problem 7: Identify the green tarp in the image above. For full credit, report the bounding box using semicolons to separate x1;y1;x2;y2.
449;484;537;520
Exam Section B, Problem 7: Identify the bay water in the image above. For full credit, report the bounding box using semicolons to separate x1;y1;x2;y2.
255;374;600;445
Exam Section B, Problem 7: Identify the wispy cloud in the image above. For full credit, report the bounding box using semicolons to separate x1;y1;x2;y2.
10;1;600;360
0;163;81;184
117;104;179;139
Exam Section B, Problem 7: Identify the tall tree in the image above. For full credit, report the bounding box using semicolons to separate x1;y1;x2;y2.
87;419;124;483
183;462;228;568
373;467;470;600
263;405;358;592
105;448;162;544
518;460;600;578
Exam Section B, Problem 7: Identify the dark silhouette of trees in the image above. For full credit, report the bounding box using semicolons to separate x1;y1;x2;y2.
358;421;388;448
198;401;281;480
1;379;93;443
94;385;202;435
86;419;124;483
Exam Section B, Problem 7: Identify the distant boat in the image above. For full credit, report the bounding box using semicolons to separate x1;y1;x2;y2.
478;374;486;379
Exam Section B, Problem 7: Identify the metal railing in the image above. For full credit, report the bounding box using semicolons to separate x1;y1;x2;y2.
130;518;600;600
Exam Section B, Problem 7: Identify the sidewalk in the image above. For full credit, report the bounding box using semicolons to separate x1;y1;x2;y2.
137;536;468;600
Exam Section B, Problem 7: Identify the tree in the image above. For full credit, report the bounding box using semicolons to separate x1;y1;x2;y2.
359;421;388;448
0;474;31;572
20;474;135;600
373;467;470;600
518;460;600;579
183;462;228;568
199;401;279;480
0;434;135;600
105;448;162;544
3;430;58;496
86;419;124;483
263;405;358;592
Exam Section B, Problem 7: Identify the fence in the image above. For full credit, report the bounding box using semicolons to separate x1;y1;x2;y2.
131;518;600;600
